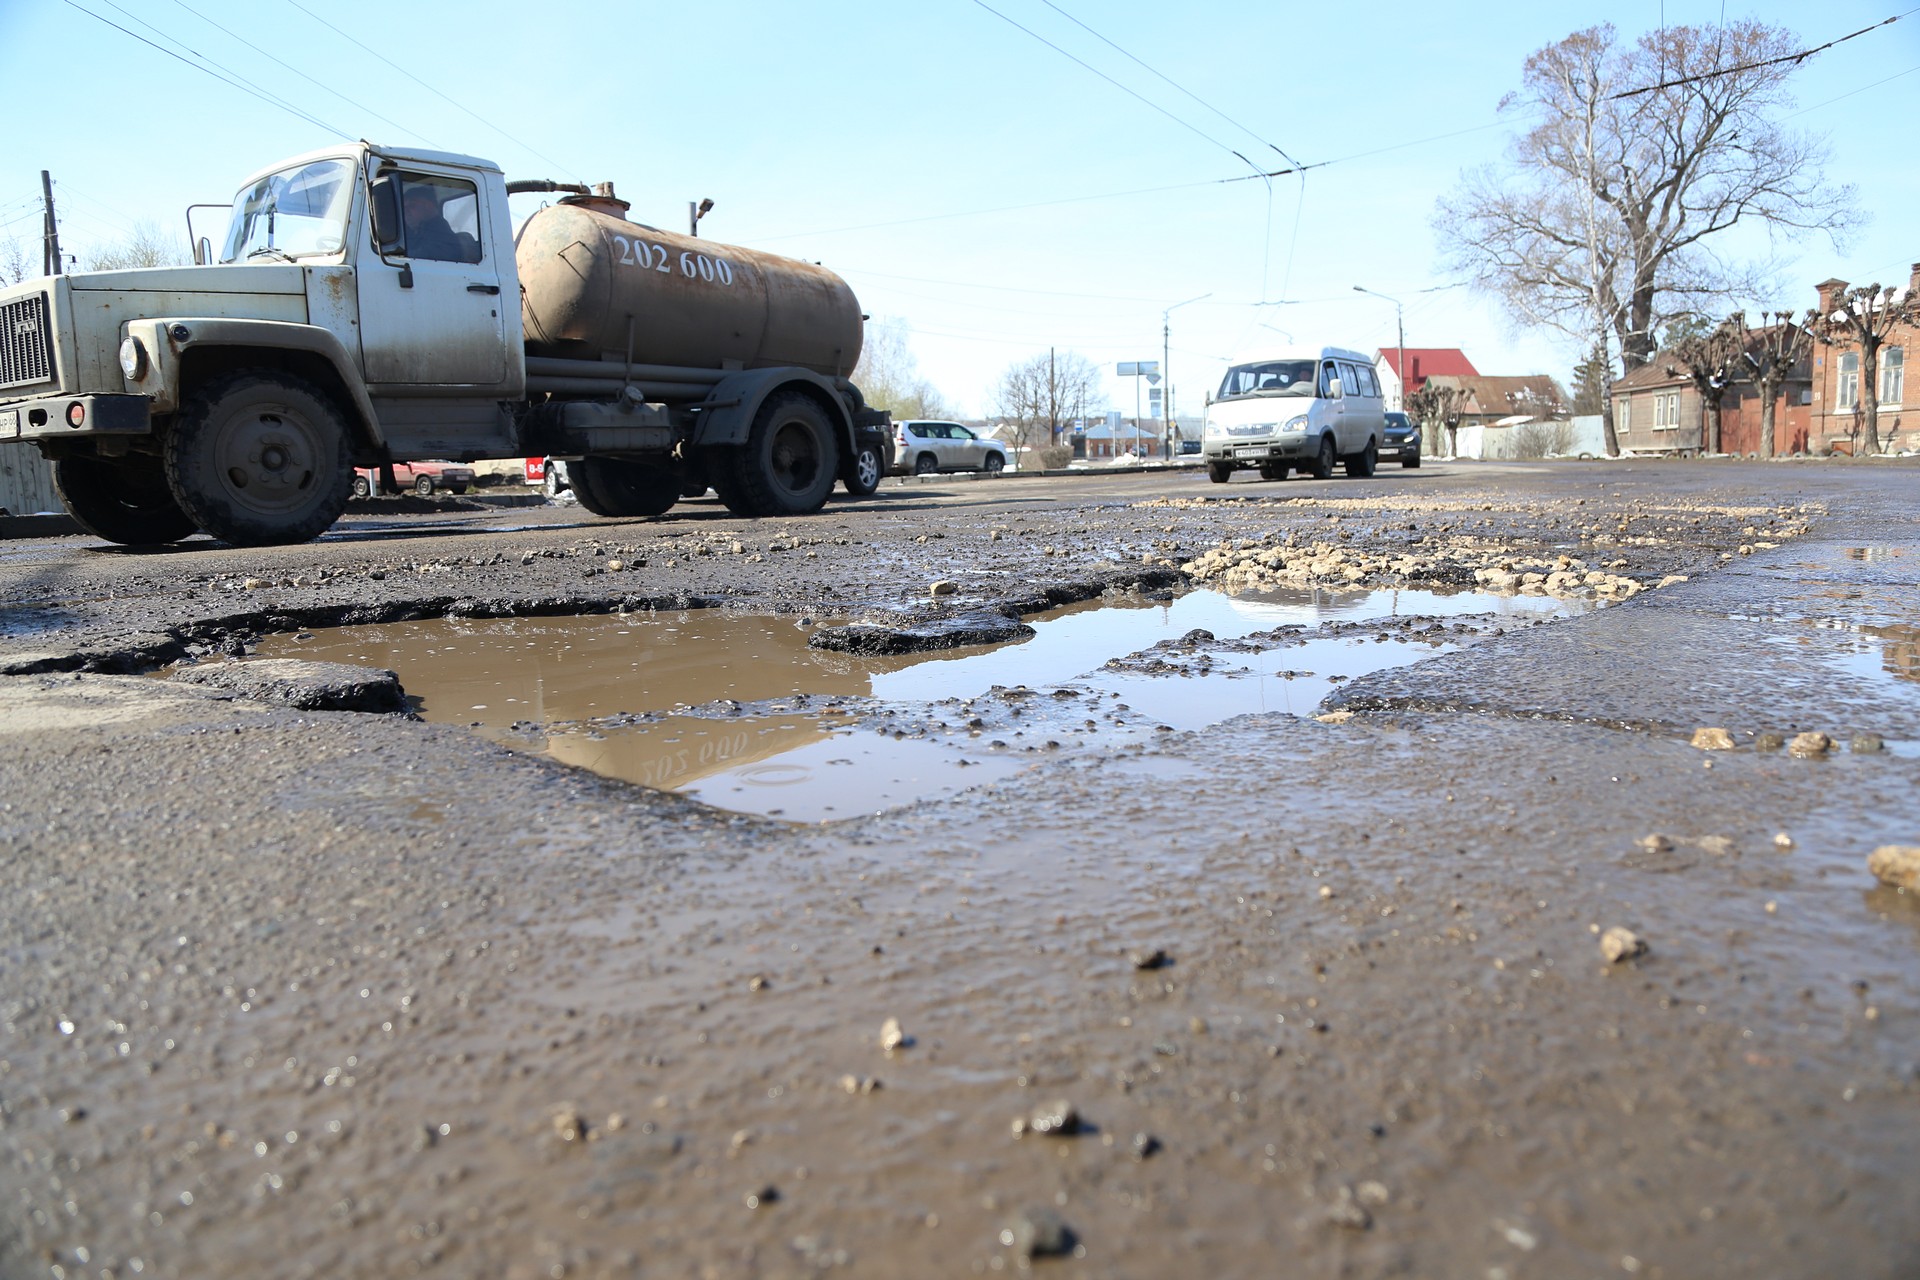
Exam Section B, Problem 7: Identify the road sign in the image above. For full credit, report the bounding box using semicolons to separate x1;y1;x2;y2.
1116;361;1161;378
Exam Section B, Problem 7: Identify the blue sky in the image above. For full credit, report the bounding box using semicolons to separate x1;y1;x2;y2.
2;0;1914;418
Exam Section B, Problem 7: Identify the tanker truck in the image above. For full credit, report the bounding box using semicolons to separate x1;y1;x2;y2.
0;142;892;546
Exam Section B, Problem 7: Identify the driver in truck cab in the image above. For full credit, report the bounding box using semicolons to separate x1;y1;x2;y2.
403;185;468;262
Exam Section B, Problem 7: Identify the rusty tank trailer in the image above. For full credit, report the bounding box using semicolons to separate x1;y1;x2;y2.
515;197;864;384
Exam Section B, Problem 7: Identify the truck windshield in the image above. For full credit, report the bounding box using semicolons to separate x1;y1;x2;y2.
220;159;354;263
1217;359;1317;401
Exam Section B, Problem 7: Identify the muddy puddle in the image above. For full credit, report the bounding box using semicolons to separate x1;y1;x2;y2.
255;588;1588;821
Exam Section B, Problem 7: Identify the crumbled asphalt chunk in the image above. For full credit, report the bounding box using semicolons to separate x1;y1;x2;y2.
170;658;410;713
809;610;1034;655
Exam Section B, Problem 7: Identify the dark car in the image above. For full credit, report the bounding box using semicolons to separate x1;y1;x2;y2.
1381;411;1421;468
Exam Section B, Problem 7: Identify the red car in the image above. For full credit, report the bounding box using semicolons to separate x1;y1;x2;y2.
352;461;476;498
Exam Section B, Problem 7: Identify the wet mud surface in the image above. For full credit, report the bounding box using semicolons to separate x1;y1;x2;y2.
3;461;1919;1278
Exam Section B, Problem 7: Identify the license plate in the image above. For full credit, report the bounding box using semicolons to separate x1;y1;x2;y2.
1235;446;1267;459
0;409;17;439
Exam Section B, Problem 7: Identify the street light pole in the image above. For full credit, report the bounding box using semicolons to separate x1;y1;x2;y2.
1353;285;1404;410
1162;292;1210;458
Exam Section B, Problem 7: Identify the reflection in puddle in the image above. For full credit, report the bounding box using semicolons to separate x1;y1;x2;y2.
255;588;1583;822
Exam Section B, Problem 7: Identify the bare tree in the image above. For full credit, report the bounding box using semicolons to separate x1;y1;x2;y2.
1664;317;1745;453
1811;283;1917;455
851;316;955;421
0;235;33;285
80;220;189;271
1510;420;1576;459
1405;383;1467;458
1436;21;1858;456
995;351;1101;457
1731;310;1813;457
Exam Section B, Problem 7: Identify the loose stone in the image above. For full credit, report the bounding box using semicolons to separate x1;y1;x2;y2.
1001;1207;1074;1259
1600;926;1648;964
1022;1099;1081;1136
1788;731;1833;758
1867;845;1920;891
1690;727;1735;750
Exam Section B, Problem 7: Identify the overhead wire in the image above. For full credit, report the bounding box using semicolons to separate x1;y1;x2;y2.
166;0;435;146
1028;0;1311;301
1612;8;1916;98
280;0;580;177
60;0;347;135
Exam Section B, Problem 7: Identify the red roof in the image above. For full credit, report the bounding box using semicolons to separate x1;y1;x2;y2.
1378;348;1479;392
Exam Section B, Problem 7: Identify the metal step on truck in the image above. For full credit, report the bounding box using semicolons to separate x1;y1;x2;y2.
0;142;891;546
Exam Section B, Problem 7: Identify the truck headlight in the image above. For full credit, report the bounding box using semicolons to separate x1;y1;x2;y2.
1282;415;1307;433
119;336;149;381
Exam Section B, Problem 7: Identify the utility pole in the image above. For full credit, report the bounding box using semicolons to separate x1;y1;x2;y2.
41;171;62;276
1049;347;1056;445
1162;293;1210;456
1353;285;1404;409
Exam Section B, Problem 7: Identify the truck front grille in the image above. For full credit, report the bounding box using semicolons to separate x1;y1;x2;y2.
0;292;54;390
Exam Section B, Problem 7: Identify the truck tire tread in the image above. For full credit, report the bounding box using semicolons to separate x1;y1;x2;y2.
164;369;353;546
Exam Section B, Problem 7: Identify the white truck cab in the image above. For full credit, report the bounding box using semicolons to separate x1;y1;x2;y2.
1202;345;1385;484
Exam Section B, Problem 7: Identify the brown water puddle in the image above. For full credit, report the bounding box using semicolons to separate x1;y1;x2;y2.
255;589;1585;821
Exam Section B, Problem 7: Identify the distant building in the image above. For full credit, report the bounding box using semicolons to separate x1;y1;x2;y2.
1375;348;1479;411
1423;374;1570;429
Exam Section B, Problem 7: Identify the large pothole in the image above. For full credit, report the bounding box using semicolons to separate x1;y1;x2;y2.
250;587;1591;821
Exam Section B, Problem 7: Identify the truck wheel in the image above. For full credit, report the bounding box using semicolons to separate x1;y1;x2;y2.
164;370;352;546
351;473;372;499
913;453;937;476
1207;461;1233;484
983;453;1005;475
843;441;884;496
1258;461;1289;481
53;453;198;545
1306;436;1335;480
1344;440;1377;478
571;456;679;517
544;462;568;497
730;392;838;517
414;475;435;497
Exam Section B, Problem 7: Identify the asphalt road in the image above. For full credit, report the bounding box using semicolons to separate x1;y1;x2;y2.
2;458;1917;1279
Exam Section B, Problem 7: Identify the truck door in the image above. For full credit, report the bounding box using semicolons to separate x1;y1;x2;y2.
358;169;508;388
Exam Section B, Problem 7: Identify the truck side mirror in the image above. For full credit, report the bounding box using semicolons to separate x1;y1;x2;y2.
1328;377;1344;400
194;237;212;266
370;175;404;256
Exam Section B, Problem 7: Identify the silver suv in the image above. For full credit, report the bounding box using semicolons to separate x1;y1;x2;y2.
892;420;1008;476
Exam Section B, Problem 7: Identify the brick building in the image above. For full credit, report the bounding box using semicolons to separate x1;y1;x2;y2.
1807;265;1916;455
1610;262;1914;456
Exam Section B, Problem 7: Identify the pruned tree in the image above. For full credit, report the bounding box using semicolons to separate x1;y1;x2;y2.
1405;383;1467;458
851;316;955;421
1663;316;1745;453
80;220;189;271
1810;283;1917;455
1435;20;1858;458
1731;310;1813;457
994;350;1101;457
